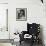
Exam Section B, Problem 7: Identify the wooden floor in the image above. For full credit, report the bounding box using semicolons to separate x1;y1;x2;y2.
0;39;14;43
0;43;13;46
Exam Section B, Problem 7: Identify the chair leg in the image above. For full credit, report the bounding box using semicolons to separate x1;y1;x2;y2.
20;41;21;45
30;39;34;46
30;41;34;46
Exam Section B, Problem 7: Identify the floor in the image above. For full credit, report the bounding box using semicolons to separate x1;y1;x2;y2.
0;43;14;46
19;41;43;46
0;41;43;46
0;39;43;46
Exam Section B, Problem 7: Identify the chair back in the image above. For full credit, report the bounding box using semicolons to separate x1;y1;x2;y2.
27;23;40;35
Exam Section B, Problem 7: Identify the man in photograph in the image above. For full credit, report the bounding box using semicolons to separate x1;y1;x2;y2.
18;9;25;19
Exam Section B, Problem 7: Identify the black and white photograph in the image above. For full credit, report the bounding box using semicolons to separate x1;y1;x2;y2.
16;8;27;21
0;0;46;46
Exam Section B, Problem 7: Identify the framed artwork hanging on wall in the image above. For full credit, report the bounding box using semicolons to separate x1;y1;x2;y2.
16;8;27;21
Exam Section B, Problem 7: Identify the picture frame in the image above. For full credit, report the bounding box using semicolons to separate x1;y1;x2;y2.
16;8;27;21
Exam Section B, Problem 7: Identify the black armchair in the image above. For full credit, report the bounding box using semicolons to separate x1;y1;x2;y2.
19;23;40;45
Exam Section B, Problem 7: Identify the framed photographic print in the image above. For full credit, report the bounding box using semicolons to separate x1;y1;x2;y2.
16;8;27;21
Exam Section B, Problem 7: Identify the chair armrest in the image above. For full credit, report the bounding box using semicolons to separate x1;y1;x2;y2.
22;31;28;35
19;34;24;41
19;31;27;41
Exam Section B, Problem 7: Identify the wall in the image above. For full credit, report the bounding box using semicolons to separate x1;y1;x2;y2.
0;0;13;46
0;0;9;39
0;0;8;3
9;0;46;44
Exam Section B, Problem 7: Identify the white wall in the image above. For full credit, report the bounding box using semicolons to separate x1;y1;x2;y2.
0;0;8;3
0;4;9;39
9;0;46;46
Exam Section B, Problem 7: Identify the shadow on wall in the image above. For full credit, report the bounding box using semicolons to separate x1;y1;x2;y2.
40;25;45;46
